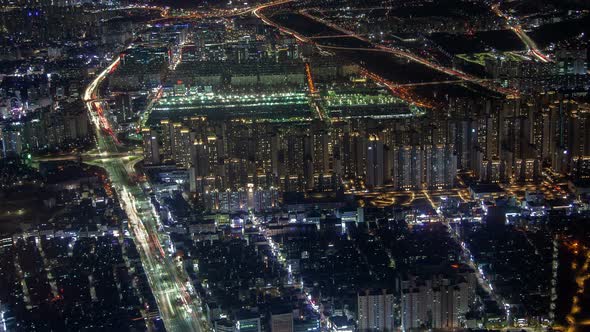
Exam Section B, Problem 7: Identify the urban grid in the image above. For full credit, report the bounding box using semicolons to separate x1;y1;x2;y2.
0;0;589;331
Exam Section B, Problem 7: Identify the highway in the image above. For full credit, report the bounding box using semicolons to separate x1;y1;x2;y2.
254;3;519;100
298;10;519;98
145;0;291;24
360;68;435;108
84;57;207;332
491;3;551;63
563;240;590;332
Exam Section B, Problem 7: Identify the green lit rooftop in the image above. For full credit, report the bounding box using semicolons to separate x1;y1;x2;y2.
147;89;424;125
324;92;425;119
149;92;313;124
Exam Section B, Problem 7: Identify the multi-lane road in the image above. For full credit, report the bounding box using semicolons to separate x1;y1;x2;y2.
491;3;551;63
84;57;207;332
79;3;305;330
254;2;520;100
80;3;549;330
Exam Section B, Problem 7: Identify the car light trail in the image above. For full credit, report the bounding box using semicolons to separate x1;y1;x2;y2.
491;3;551;64
84;55;207;331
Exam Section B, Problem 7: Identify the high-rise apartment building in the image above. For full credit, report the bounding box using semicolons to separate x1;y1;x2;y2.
366;135;384;189
357;289;395;332
401;272;475;331
392;146;424;191
425;144;457;190
142;128;160;165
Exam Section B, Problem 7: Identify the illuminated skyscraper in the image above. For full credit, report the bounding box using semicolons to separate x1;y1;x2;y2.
366;134;384;189
142;128;160;165
401;273;474;331
425;144;456;190
392;146;424;191
357;289;395;332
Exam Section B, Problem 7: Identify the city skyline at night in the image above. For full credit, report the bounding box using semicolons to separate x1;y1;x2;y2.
0;0;589;331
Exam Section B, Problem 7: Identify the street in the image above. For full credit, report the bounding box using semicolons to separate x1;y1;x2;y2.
84;57;207;332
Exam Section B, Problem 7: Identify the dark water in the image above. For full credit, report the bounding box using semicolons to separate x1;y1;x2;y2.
270;12;496;101
530;15;590;48
430;30;526;54
271;13;452;84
